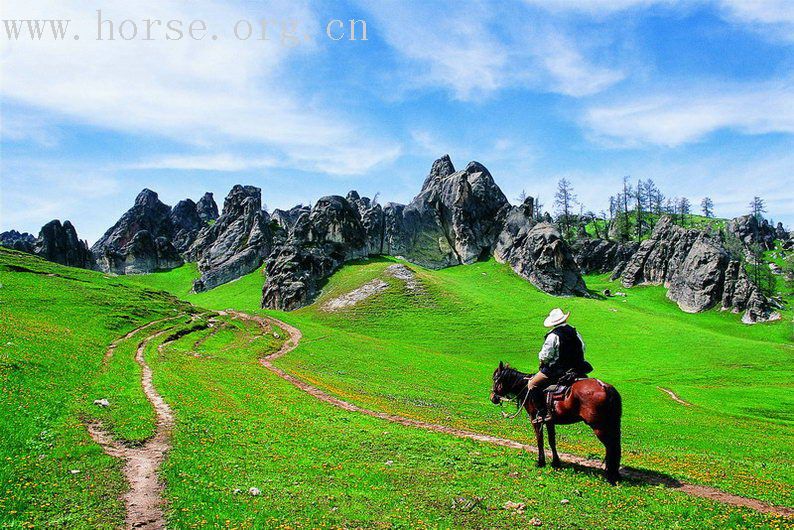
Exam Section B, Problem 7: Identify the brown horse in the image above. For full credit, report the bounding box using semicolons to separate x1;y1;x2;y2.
490;361;622;484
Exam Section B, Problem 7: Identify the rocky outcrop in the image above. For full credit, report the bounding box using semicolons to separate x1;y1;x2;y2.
0;230;35;253
572;238;638;275
774;222;788;241
262;194;371;310
621;216;776;323
169;199;204;253
189;185;272;292
494;199;588;296
92;189;184;274
271;205;311;234
262;156;587;310
94;230;182;274
34;220;95;269
727;215;776;251
196;192;219;223
383;156;511;268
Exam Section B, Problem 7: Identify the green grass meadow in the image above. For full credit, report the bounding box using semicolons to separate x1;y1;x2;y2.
1;247;792;528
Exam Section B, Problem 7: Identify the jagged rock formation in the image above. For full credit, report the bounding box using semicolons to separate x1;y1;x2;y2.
727;215;776;251
572;239;638;275
383;156;511;268
620;216;776;323
263;157;587;310
189;185;272;292
196;192;219;223
92;189;184;274
271;205;311;234
262;194;371;310
34;220;95;269
169;199;204;253
774;221;788;241
494;199;588;296
0;230;35;253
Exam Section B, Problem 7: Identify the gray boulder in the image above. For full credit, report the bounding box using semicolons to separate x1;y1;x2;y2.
0;230;35;253
34;220;95;269
494;203;587;296
189;185;272;292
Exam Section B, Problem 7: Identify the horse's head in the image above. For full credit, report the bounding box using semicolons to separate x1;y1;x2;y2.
490;361;509;404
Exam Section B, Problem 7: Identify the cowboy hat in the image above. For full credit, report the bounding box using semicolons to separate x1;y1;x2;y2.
543;308;570;328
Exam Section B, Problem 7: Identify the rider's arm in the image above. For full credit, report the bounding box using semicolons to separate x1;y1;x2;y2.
538;333;559;365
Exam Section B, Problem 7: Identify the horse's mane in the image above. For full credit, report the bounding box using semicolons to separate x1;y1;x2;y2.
497;365;533;397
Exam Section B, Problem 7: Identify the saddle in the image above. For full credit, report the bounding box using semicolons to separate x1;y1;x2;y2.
543;369;590;411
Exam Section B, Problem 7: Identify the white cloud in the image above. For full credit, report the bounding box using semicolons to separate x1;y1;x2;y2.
582;80;794;146
358;1;624;100
0;0;400;175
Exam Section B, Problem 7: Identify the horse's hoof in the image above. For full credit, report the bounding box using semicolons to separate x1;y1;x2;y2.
551;460;562;469
536;461;546;468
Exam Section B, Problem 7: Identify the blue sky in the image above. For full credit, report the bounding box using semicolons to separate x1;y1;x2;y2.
1;0;793;243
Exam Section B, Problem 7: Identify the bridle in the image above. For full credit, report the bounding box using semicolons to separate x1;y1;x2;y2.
493;369;531;420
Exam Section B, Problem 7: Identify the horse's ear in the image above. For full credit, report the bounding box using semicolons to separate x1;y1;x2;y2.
498;360;504;370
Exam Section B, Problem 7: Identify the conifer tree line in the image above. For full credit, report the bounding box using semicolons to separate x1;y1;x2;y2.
515;177;770;244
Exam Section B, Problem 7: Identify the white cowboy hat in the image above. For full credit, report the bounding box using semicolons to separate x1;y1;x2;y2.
543;308;570;328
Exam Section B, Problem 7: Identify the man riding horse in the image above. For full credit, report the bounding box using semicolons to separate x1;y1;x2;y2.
526;308;593;423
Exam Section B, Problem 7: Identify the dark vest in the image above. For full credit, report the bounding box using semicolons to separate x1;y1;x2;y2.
545;324;587;375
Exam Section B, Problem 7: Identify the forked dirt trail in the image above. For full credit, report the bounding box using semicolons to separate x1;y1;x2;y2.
87;321;182;530
243;311;793;519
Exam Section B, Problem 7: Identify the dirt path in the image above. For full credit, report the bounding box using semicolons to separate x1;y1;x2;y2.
658;386;693;406
241;311;792;519
88;320;182;530
103;316;182;363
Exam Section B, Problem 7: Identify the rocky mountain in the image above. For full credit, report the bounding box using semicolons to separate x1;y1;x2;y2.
34;220;95;269
0;230;36;253
494;198;588;296
271;205;311;234
189;185;272;292
620;216;777;323
263;156;587;310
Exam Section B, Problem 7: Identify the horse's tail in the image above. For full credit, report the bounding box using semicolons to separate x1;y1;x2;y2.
604;386;622;484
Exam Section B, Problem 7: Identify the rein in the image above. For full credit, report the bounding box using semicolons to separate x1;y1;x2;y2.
500;389;531;419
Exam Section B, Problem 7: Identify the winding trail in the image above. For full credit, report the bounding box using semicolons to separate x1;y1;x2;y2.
233;311;793;519
88;320;182;530
658;386;693;406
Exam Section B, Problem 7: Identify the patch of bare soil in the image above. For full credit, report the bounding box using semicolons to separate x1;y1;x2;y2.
322;279;389;311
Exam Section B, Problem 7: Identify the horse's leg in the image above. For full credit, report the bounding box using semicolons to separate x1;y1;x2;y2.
532;422;546;468
592;425;621;485
547;423;561;468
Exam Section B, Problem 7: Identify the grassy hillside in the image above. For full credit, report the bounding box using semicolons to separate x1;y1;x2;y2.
0;248;192;527
155;257;793;506
2;248;791;527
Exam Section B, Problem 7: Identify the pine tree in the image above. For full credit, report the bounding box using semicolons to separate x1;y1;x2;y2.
749;196;766;220
554;178;577;240
701;197;714;218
